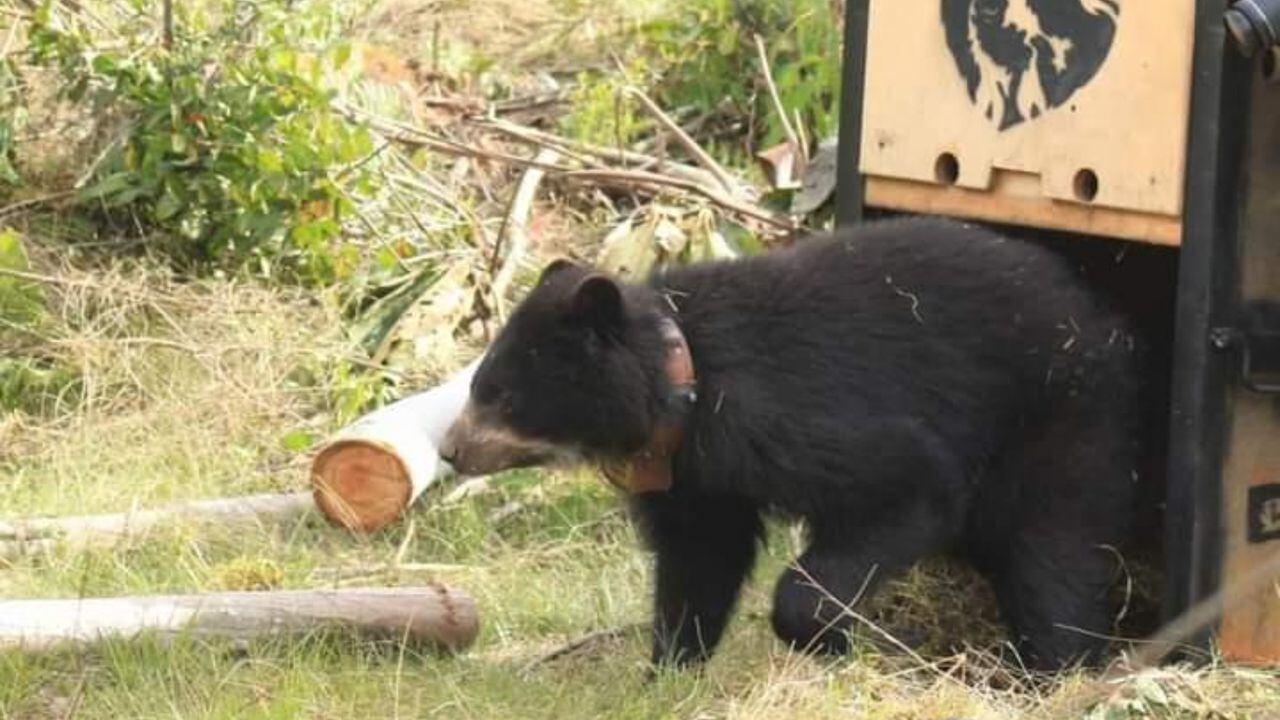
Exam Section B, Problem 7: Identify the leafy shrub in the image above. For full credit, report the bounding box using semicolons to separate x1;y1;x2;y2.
23;0;376;283
559;0;840;165
0;229;82;414
645;0;842;149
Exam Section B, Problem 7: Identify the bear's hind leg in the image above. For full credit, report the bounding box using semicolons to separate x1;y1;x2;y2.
771;420;968;655
980;406;1137;670
994;532;1120;670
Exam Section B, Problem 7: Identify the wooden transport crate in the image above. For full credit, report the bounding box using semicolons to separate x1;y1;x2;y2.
837;0;1280;663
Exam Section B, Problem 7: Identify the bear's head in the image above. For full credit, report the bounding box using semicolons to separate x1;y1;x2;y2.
440;259;671;477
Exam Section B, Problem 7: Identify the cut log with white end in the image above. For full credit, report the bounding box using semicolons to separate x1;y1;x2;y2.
0;492;315;559
311;358;480;533
0;585;479;652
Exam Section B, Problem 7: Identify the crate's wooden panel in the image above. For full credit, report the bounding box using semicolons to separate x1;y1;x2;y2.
1216;396;1280;663
859;1;1196;242
865;173;1181;246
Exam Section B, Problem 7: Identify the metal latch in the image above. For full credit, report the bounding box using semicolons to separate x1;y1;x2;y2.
1211;320;1280;394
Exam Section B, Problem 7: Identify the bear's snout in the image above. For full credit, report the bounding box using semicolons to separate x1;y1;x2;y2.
441;401;559;476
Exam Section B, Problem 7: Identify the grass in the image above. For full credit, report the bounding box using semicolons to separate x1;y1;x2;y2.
1;0;1278;716
3;253;1279;719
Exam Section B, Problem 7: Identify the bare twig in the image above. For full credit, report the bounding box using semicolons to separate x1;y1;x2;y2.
624;86;741;196
1126;549;1280;671
794;108;810;160
0;266;69;286
564;168;794;231
343;104;570;174
490;148;560;317
0;190;78;219
521;622;647;674
753;34;806;163
161;0;173;49
479;118;724;190
492;91;569;115
343;104;794;232
791;563;938;670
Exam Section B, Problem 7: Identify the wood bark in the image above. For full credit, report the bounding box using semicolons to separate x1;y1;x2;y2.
0;586;479;652
0;493;314;559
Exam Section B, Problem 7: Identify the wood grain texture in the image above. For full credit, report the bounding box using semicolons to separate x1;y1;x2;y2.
1213;393;1280;663
0;586;479;652
865;175;1182;245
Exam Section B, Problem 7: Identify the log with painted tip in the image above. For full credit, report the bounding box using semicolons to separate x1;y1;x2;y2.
310;357;480;533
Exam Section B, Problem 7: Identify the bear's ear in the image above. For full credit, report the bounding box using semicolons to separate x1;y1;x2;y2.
537;258;578;286
571;274;624;332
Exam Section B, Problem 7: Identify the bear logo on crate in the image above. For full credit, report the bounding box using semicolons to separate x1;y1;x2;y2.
941;0;1120;130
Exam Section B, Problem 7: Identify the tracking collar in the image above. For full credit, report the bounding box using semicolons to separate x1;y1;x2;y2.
601;316;696;494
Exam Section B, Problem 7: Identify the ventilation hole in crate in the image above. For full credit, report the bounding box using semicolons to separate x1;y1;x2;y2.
1073;168;1099;203
934;153;960;185
1265;48;1280;82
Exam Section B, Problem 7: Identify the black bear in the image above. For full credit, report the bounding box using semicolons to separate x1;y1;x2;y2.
441;216;1141;671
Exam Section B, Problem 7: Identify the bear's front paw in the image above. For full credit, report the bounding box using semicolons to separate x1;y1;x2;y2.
644;655;708;685
649;640;712;672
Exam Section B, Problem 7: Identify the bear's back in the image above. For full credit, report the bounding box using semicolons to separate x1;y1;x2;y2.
655;216;1137;477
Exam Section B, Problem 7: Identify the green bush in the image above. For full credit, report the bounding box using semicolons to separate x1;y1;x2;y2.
559;0;841;164
644;0;841;152
24;0;376;283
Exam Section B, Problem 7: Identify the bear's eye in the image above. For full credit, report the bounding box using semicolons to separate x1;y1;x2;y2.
472;378;508;408
495;389;515;415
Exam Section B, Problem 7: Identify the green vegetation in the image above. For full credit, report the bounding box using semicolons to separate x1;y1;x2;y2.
561;0;841;161
644;0;842;148
25;0;377;282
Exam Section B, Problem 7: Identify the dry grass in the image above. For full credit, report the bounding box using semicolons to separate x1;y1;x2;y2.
2;251;352;516
358;0;666;77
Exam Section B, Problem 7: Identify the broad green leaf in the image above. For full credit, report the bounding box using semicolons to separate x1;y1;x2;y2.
77;171;136;202
349;264;443;358
281;429;317;452
0;229;46;329
154;189;184;221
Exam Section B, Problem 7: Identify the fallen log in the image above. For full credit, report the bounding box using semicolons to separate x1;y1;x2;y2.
0;585;479;652
0;492;315;559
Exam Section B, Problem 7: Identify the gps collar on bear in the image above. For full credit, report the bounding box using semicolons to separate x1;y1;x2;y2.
601;316;696;494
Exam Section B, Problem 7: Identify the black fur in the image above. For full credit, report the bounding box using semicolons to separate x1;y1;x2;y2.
467;216;1142;670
